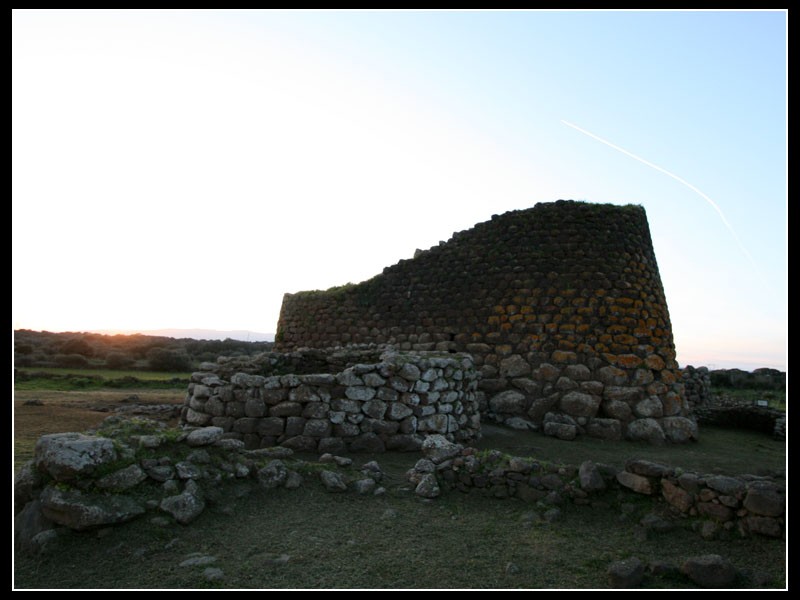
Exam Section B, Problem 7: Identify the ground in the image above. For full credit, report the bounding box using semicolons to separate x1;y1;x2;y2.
13;389;786;589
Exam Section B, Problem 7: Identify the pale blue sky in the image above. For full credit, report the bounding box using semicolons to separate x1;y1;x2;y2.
12;9;786;370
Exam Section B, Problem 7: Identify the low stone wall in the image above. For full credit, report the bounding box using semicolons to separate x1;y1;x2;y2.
180;349;481;453
14;419;392;553
694;395;785;440
406;436;785;539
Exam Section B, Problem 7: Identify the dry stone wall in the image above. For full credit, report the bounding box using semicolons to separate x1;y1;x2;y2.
180;348;481;453
275;200;693;443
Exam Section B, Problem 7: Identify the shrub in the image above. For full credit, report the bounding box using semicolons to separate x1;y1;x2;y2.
54;353;90;368
59;337;94;357
105;351;135;369
147;348;191;372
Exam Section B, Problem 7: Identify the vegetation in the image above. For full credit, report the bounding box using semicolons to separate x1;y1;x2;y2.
13;330;274;373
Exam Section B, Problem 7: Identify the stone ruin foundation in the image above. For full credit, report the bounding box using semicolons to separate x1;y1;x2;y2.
180;346;481;453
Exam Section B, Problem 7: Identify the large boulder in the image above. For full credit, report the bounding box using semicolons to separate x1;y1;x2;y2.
680;554;738;588
489;390;528;415
558;391;600;418
607;557;644;588
35;433;117;481
660;417;698;443
421;435;463;464
186;426;224;447
40;485;145;530
625;418;666;445
160;481;205;525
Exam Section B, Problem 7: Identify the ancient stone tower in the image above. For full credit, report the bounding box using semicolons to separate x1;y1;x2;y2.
275;200;695;443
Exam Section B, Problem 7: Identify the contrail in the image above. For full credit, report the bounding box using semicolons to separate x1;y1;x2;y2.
561;119;757;269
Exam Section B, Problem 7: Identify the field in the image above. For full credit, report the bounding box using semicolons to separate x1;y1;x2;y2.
13;373;786;589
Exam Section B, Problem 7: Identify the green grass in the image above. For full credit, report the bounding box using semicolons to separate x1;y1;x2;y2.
710;387;786;411
14;368;190;391
16;367;190;380
14;474;786;589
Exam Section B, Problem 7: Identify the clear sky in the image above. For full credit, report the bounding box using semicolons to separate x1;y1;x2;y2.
12;9;787;371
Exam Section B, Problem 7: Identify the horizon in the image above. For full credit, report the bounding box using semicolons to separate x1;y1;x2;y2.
12;10;787;374
12;326;782;373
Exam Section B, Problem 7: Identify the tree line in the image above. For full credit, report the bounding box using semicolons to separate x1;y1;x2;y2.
13;330;273;372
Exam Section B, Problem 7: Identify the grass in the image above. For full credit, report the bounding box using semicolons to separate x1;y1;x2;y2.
13;382;787;589
13;474;786;589
710;387;786;411
14;368;190;392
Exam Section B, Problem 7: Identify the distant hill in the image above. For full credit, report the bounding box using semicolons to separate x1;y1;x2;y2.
92;329;275;342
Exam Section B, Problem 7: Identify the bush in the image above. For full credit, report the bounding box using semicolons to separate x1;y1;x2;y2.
105;352;135;369
54;354;90;368
59;337;94;357
147;348;191;372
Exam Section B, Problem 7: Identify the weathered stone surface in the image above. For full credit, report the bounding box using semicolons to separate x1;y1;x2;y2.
399;362;421;381
661;479;693;513
511;378;539;395
743;482;784;517
41;486;145;530
284;470;303;489
352;479;376;495
705;476;745;497
602;399;632;421
320;470;348;492
499;355;530;378
386;402;414;420
660;417;698;443
597;366;627;386
414;473;440;498
505;417;536;431
608;557;644;588
696;502;734;522
555;376;578;391
534;363;560;381
95;464;147;490
633;396;663;418
186;427;224;447
281;435;318;453
489;390;528;414
558;391;600;418
35;433;117;481
303;419;332;438
681;554;738;588
616;471;654;495
543;421;576;440
625;418;665;445
421;434;463;463
625;459;672;478
362;399;388;419
578;461;606;493
745;516;782;538
258;460;288;489
15;462;44;510
564;364;591;381
345;386;377;402
185;408;212;425
527;396;559;423
160;482;205;525
586;418;622;440
14;500;53;553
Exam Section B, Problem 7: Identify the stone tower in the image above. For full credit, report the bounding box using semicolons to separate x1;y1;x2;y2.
275;200;695;443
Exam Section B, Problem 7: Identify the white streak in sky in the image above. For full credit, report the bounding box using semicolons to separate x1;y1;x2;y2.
561;119;757;269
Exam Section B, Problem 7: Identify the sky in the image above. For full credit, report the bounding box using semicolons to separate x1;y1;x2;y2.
12;9;787;371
